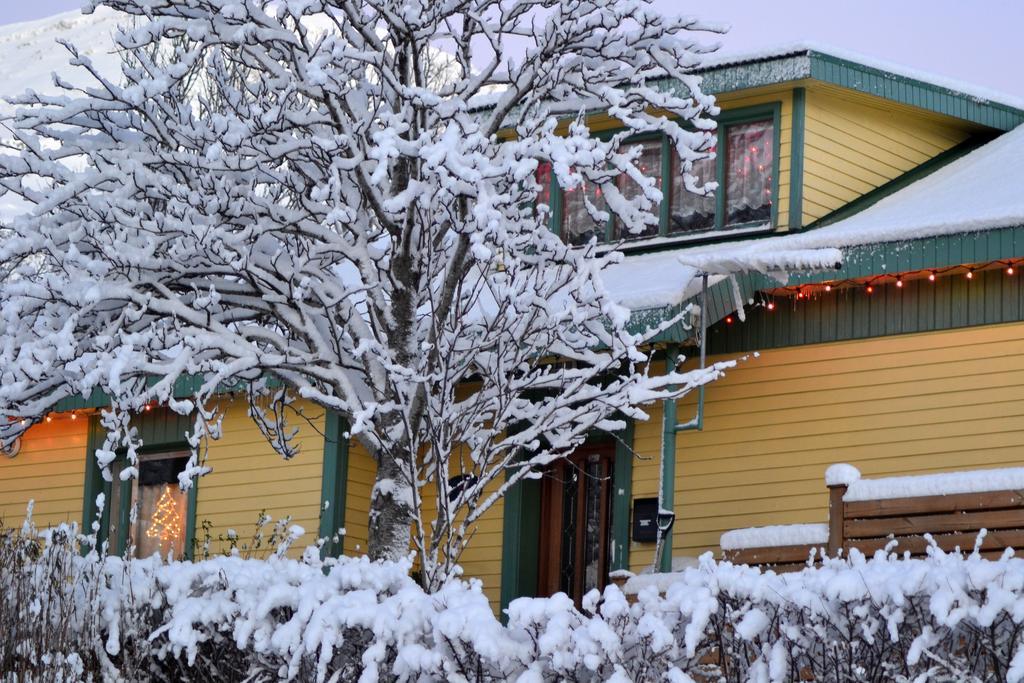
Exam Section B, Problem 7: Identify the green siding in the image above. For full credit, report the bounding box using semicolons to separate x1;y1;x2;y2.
787;87;806;230
318;410;349;557
809;53;1024;131
784;226;1024;286
610;420;634;572
498;471;541;620
708;266;1024;354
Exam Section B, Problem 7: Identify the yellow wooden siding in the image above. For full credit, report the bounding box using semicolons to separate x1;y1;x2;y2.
0;418;87;531
194;399;326;558
343;440;375;555
341;443;505;610
654;321;1024;559
801;84;974;224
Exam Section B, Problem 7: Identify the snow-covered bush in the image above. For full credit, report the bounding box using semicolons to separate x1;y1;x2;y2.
5;519;1024;681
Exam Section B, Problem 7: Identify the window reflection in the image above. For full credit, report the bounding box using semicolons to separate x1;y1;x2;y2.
614;140;662;240
725;120;774;226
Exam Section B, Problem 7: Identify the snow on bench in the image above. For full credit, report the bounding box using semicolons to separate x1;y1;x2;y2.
828;464;1024;502
721;463;1024;569
719;523;828;551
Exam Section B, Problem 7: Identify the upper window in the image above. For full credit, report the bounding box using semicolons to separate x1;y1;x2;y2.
724;120;774;226
613;139;662;241
562;172;606;246
545;105;778;245
669;145;716;233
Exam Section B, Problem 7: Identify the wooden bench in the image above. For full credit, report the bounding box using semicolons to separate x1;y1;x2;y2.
721;465;1024;569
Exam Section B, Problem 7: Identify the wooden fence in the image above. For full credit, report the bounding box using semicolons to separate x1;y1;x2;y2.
721;469;1024;569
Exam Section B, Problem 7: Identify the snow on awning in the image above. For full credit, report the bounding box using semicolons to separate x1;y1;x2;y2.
602;240;841;312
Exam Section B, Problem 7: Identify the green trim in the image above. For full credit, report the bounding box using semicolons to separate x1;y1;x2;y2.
610;420;634;571
805;136;993;230
113;478;131;555
184;483;198;561
658;348;678;573
659;135;672;236
788;87;806;230
675;50;1024;131
549;164;563;238
318;410;349;557
498;468;540;620
808;52;1023;131
783;225;1024;286
81;415;111;553
82;408;196;558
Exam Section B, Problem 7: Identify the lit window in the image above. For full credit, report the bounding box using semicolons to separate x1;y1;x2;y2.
562;174;606;246
724;119;774;226
110;451;189;558
614;140;662;240
669;147;716;233
535;161;552;211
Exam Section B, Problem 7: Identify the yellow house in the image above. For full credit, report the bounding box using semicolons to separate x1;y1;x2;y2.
3;45;1023;615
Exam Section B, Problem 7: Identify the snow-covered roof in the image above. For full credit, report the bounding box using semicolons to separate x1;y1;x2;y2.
699;41;1024;112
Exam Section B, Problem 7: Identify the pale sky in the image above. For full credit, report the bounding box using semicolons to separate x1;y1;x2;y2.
2;0;1022;97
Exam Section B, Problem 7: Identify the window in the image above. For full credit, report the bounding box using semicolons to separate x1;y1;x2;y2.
669;146;716;233
724;119;774;226
561;174;606;246
535;161;552;211
614;139;662;240
550;104;778;245
109;450;190;558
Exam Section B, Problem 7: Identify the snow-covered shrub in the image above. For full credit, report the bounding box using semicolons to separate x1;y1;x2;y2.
5;519;1024;681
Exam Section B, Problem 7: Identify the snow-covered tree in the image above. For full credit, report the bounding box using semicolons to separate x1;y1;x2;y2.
0;0;728;585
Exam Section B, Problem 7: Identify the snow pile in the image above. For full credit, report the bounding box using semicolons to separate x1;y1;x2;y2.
825;462;862;487
720;523;829;550
10;522;1024;681
841;465;1024;502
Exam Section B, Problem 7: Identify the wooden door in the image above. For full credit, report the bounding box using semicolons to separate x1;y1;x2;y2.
536;443;615;603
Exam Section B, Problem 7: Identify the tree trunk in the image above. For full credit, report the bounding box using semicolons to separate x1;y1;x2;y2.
367;450;415;562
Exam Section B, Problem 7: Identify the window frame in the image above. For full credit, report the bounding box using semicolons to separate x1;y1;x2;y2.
108;447;193;559
82;412;198;559
542;102;782;243
710;103;782;233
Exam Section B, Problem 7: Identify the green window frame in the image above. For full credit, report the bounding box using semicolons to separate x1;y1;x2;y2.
541;102;782;243
81;410;198;559
318;410;349;558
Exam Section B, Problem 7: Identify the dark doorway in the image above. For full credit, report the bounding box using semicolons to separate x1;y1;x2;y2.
537;442;615;603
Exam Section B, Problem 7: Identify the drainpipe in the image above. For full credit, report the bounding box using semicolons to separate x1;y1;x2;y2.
657;273;709;573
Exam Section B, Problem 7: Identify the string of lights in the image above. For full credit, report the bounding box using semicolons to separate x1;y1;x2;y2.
722;258;1021;325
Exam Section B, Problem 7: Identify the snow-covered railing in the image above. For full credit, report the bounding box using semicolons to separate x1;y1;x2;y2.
721;464;1024;569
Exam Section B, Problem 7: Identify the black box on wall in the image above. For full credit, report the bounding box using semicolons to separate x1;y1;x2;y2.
632;497;659;542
